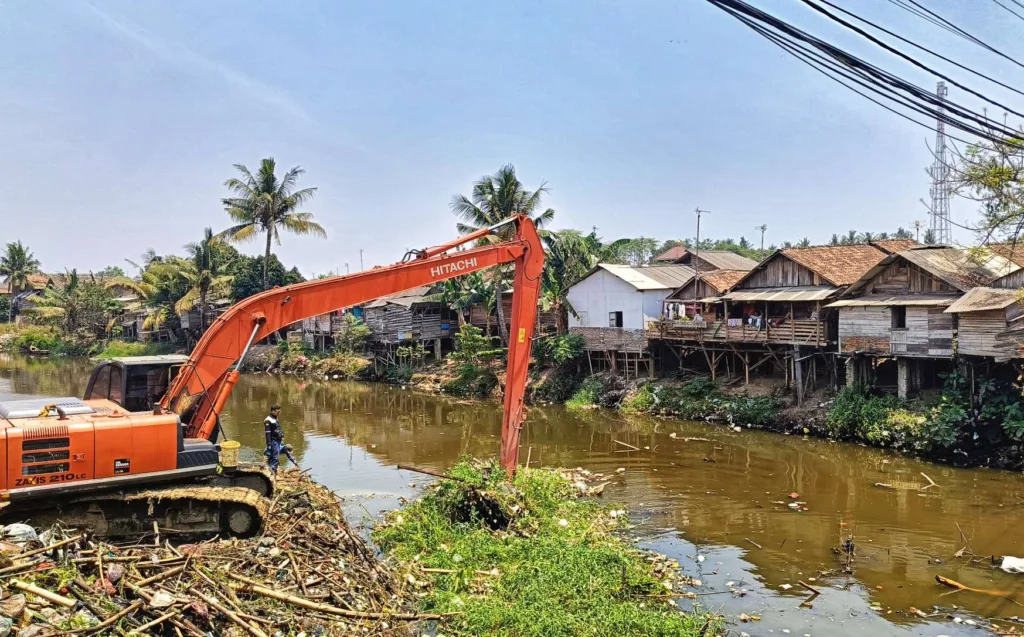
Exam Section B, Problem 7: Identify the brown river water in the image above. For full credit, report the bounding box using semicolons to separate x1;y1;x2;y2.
3;354;1024;636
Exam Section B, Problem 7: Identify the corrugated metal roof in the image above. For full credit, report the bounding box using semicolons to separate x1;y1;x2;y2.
693;251;759;271
596;264;695;290
826;294;957;308
899;247;1019;290
723;286;840;302
845;246;1021;295
988;242;1024;267
944;287;1020;313
364;285;434;308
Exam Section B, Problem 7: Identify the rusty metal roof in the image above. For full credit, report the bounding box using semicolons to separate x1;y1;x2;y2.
653;245;687;262
364;286;434;308
724;286;840;302
826;294;957;308
699;269;748;292
944;287;1020;313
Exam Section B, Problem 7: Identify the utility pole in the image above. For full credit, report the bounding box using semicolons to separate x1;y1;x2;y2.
693;208;710;317
912;220;923;242
359;249;364;270
345;263;350;275
755;224;768;251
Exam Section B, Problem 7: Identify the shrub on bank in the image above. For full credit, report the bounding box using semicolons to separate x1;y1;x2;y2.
441;362;499;397
93;340;173;359
566;377;603;409
613;377;782;426
373;459;718;637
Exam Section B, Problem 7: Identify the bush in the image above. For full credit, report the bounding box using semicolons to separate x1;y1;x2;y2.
619;384;657;414
442;363;498;397
826;386;901;440
862;408;926;449
12;326;62;352
93;341;173;360
722;395;781;427
533;333;585;367
450;324;493;362
533;370;584;403
566;377;603;409
310;351;372;379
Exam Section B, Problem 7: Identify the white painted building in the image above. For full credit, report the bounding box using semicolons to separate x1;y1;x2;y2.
567;264;694;354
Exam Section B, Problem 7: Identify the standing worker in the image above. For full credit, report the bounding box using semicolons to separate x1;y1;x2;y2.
263;405;285;475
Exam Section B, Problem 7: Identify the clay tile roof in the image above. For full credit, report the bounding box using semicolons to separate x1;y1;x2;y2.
781;244;888;286
699;269;747;293
653;245;687;262
871;239;919;254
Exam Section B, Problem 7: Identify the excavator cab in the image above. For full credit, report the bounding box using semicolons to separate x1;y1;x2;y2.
84;355;189;413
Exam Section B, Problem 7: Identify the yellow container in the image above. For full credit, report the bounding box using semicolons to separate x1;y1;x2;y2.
219;440;241;468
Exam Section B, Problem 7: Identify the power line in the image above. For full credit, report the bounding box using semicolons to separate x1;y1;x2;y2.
808;0;1024;99
892;0;1024;69
706;0;1020;143
986;0;1024;22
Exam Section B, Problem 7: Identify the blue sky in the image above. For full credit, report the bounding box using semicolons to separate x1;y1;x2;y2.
1;0;1021;275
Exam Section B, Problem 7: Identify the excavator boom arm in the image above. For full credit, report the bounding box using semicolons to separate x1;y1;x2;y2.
162;216;544;474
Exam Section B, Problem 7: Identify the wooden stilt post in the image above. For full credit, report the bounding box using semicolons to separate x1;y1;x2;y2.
794;346;804;406
744;351;750;385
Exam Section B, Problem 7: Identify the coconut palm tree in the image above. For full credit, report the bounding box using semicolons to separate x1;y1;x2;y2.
449;164;555;344
220;158;325;291
175;228;234;332
0;241;41;320
542;230;597;334
28;270;82;334
105;259;189;338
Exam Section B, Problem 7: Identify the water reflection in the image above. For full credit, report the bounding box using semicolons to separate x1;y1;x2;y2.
4;356;1023;636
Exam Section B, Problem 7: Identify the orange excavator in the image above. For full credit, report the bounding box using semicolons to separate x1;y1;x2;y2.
0;215;544;537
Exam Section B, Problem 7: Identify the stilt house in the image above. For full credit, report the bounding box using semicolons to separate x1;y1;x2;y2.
829;245;1019;396
566;264;694;377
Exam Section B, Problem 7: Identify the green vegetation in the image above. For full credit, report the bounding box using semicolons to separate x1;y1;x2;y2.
824;373;1024;456
450;164;556;344
220;157;325;291
5;326;93;356
374;459;718;637
93;341;173;359
566;377;603;409
228;253;304;302
532;333;584;367
616;377;781;426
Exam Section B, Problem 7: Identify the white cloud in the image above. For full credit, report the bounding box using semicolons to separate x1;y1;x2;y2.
82;3;312;123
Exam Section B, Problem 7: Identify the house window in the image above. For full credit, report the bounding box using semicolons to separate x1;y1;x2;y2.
891;306;906;329
609;311;623;328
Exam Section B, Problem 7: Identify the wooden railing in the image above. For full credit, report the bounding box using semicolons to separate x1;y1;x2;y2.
651;318;824;346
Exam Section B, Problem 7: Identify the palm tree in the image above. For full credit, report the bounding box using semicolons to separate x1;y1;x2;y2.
0;241;41;320
175;228;234;332
449;164;555;344
28;270;81;334
542;230;597;334
105;259;189;338
220;158;325;291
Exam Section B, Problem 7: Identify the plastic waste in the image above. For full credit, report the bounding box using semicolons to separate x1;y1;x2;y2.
1000;555;1024;574
2;524;37;544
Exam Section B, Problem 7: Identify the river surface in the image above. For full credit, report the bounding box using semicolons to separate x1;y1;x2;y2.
3;355;1024;636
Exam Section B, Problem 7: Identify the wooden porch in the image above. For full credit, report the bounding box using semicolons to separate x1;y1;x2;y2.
650;318;826;347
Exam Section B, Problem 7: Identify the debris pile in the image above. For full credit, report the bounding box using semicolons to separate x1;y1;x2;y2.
0;470;433;635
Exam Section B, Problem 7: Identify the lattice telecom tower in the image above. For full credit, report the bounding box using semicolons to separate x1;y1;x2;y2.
927;81;952;245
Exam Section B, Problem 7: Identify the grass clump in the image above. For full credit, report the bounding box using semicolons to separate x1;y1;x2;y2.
565;377;603;409
441;362;499;397
93;340;173;359
374;459;717;637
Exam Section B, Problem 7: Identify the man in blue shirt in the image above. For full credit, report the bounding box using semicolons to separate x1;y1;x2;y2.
263;405;285;475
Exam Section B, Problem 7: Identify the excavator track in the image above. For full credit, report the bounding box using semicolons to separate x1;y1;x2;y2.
206;462;274;498
3;485;268;539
